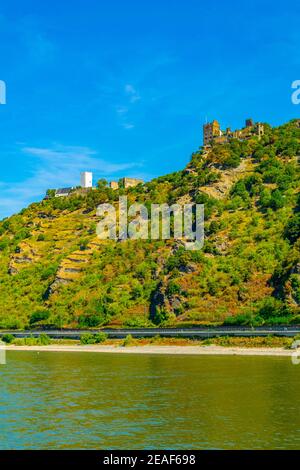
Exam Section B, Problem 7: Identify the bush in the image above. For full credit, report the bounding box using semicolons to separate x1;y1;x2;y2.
39;333;51;345
223;154;241;168
41;264;57;281
269;190;285;210
223;313;261;327
0;237;9;251
80;333;95;344
29;310;50;326
80;332;108;344
257;297;289;319
122;334;134;346
78;314;105;328
290;315;300;325
0;318;24;330
79;238;89;251
285;214;300;244
263;316;293;326
123;316;152;328
1;333;15;344
94;332;108;343
14;335;51;346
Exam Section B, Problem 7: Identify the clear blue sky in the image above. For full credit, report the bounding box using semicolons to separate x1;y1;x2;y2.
0;0;299;218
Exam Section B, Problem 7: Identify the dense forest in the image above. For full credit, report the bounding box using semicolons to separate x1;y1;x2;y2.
0;119;299;329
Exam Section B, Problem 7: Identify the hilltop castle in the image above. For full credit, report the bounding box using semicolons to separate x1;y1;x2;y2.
109;177;144;190
203;119;264;146
46;172;144;198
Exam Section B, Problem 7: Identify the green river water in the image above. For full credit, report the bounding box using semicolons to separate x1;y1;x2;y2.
0;351;300;449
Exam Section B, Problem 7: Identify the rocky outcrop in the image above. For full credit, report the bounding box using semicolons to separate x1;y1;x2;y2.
37;212;55;220
150;278;184;321
199;159;253;199
285;261;300;307
8;244;38;275
44;248;92;298
271;248;300;308
43;277;70;299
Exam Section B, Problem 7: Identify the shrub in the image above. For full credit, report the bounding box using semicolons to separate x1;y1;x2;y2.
167;280;181;296
123;316;152;328
257;297;289;319
0;237;9;251
269;190;285;210
14;335;51;346
80;333;95;344
264;316;293;326
94;332;108;343
13;228;31;242
122;334;134;346
223;313;258;327
79;238;89;251
39;333;51;345
150;334;162;343
46;189;56;198
80;332;108;344
285;214;300;244
78;314;105;328
41;264;57;280
0;318;24;330
1;334;15;344
29;310;50;326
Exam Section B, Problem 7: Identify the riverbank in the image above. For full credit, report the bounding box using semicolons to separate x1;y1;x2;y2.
4;344;296;356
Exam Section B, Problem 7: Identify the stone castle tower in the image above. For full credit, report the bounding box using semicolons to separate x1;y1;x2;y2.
203;120;221;145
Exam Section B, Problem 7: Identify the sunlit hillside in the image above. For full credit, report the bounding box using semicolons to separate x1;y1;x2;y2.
0;119;299;329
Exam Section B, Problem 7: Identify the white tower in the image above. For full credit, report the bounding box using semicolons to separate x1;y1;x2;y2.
80;171;93;188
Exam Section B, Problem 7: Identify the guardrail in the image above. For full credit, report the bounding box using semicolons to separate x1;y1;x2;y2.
1;327;300;339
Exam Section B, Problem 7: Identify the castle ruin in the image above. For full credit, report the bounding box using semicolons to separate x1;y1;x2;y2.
203;119;264;146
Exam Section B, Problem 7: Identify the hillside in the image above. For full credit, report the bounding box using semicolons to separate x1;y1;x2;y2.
0;119;299;329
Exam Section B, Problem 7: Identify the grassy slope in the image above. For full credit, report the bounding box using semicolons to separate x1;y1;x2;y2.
0;119;299;329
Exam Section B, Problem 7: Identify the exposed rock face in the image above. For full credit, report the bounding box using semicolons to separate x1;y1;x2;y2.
68;257;88;263
14;256;33;264
8;244;38;275
8;266;18;275
215;236;230;254
199;159;253;199
37;212;55;220
150;281;166;319
150;278;184;321
178;263;196;273
63;267;83;273
44;248;91;298
285;262;300;306
43;277;70;299
272;253;300;307
171;240;186;253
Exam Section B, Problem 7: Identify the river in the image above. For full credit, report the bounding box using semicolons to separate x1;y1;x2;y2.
0;351;299;449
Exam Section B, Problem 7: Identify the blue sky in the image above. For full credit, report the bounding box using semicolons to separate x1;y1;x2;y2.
0;0;299;219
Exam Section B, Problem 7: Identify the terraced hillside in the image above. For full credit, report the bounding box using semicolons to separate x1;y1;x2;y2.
0;119;299;329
